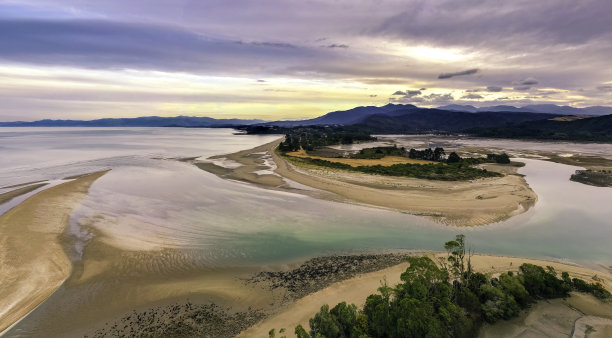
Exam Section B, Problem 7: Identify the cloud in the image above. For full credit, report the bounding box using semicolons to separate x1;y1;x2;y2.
512;78;539;91
597;85;612;92
0;19;324;74
369;94;377;97
461;93;483;99
515;77;539;86
393;89;422;98
513;85;533;91
486;86;503;92
438;68;479;79
257;79;266;82
393;92;454;105
326;44;349;48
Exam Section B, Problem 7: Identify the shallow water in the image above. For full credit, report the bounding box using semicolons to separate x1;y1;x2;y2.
2;127;611;336
1;127;610;266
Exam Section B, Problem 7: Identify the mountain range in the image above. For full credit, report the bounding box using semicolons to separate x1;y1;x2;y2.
0;116;264;127
437;104;612;116
2;103;611;141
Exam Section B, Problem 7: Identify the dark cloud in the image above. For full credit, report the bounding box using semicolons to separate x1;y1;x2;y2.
369;94;377;97
248;41;296;48
461;93;483;99
326;44;349;48
486;86;503;92
597;85;612;92
393;90;422;98
515;77;539;86
465;88;481;93
512;78;538;91
438;68;479;79
257;79;266;82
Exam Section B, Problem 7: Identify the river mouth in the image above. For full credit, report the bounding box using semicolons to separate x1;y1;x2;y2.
1;128;611;336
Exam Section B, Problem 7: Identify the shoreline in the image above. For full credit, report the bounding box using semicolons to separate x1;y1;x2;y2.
0;170;109;333
194;138;538;226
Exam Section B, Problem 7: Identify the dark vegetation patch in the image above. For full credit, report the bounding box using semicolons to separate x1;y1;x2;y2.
287;156;502;181
570;169;612;187
87;302;265;338
247;254;412;300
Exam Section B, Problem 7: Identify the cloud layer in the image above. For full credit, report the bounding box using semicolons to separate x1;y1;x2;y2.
0;0;611;120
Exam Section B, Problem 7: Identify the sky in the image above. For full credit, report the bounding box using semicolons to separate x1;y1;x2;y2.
1;0;612;121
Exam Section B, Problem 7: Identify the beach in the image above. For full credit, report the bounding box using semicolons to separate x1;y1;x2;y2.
0;171;108;333
195;138;537;226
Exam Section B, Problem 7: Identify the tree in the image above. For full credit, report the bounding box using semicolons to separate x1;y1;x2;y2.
447;152;461;163
294;325;309;338
433;147;445;161
444;234;467;281
309;304;341;338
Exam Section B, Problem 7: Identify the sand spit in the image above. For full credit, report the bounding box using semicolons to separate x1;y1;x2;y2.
242;254;612;338
0;170;108;333
0;183;48;205
195;138;537;226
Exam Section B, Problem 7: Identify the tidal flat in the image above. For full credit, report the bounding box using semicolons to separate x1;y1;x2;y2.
0;127;611;337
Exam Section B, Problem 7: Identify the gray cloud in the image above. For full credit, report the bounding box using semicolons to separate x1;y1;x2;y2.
461;93;483;99
512;78;539;91
0;19;325;74
392;90;422;98
597;85;612;92
438;68;479;79
393;92;454;105
515;77;539;86
513;85;533;91
486;86;503;92
326;44;349;48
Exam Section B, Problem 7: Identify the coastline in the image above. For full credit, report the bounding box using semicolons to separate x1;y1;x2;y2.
241;253;612;337
194;138;537;226
0;170;109;333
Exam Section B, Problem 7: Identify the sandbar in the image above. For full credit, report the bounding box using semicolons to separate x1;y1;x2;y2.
0;170;109;333
196;138;537;226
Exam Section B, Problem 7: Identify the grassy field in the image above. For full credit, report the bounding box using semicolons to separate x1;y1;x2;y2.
285;149;438;167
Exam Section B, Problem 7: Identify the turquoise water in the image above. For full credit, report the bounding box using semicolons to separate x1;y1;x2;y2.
1;127;611;268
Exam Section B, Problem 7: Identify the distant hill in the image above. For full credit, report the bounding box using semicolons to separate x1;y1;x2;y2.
261;104;419;127
355;109;558;133
438;104;612;116
467;114;612;142
0;116;264;127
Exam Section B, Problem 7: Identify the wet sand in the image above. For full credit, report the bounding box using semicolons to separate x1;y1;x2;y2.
242;254;612;337
0;171;108;333
196;138;537;226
